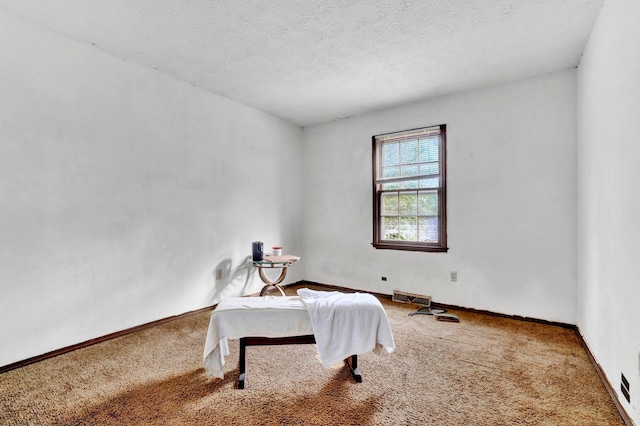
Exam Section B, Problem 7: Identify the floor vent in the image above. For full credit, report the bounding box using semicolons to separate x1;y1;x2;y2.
392;290;431;307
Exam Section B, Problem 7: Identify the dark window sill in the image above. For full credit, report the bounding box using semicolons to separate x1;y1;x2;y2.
372;242;448;253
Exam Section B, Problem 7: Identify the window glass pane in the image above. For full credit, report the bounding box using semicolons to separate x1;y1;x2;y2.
382;216;400;240
399;216;417;241
418;217;438;242
419;177;439;188
400;140;418;164
419;162;439;176
400;180;419;189
418;192;438;215
383;166;399;179
400;164;419;178
382;193;398;215
398;193;417;215
419;137;439;162
382;143;399;167
382;182;400;190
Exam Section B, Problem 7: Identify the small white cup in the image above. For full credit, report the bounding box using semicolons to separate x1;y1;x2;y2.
272;246;282;256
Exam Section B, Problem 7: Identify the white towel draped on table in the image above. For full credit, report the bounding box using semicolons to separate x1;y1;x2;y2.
296;288;395;368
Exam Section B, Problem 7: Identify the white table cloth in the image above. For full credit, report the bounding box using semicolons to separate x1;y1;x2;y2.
203;291;395;380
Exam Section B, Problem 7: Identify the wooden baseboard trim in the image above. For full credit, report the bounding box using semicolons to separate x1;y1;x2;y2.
298;280;575;329
574;328;634;426
0;304;216;375
429;301;577;330
298;280;633;425
0;283;288;375
294;280;392;300
2;279;634;425
0;279;298;375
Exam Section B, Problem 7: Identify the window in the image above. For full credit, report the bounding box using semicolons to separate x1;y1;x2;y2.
372;124;447;252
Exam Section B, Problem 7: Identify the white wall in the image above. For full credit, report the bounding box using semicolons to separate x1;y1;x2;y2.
0;10;303;368
577;0;640;422
303;70;578;324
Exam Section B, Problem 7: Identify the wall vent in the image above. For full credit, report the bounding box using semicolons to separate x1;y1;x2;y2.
392;290;431;307
621;373;630;403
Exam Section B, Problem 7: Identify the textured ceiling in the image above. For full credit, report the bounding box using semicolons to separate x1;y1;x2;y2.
0;0;603;127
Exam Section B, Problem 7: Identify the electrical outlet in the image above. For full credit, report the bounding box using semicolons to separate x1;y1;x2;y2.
450;271;458;282
381;276;387;281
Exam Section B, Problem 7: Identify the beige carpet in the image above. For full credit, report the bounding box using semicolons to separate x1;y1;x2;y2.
0;286;624;425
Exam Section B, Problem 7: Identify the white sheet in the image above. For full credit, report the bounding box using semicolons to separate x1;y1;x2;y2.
203;296;313;378
297;288;395;368
202;291;395;379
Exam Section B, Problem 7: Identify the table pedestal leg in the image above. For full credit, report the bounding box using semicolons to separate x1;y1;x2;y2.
259;284;286;296
258;266;288;296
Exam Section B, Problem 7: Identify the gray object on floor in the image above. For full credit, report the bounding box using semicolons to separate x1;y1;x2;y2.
408;306;446;316
434;312;460;322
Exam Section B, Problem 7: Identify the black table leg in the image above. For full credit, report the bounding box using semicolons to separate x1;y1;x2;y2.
238;337;247;389
237;335;362;388
345;355;362;382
